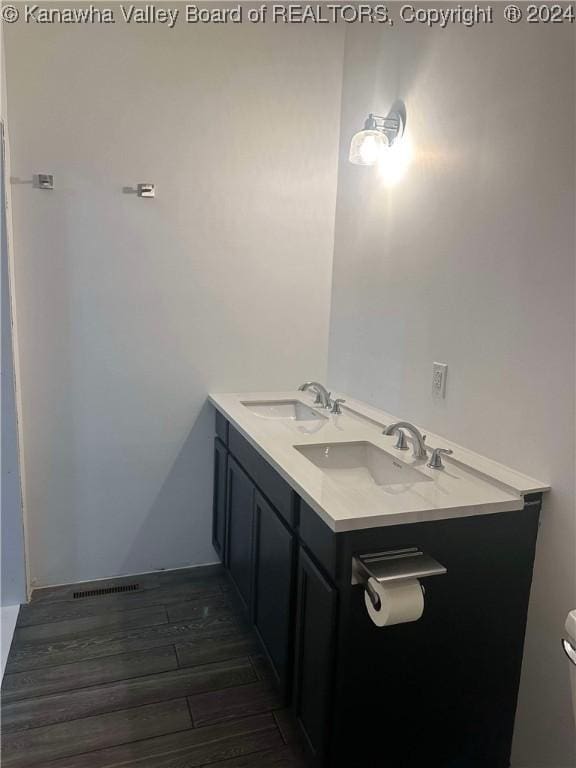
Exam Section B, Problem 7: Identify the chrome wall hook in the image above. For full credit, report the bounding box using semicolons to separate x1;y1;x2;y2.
137;183;155;198
34;174;54;190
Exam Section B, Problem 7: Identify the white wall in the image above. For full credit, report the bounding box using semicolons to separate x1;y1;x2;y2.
1;21;27;680
1;22;27;609
328;21;575;768
1;121;27;608
5;17;343;587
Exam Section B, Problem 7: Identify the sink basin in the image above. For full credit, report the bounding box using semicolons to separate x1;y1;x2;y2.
242;400;328;423
295;441;431;487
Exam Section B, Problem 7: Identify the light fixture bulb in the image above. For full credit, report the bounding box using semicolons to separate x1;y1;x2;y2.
349;129;388;166
377;134;413;186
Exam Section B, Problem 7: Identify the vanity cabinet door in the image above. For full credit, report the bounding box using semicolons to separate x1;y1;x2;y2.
212;439;228;563
226;457;255;610
253;491;295;696
293;546;337;762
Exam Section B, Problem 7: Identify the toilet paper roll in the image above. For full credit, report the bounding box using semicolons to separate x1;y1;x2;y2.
364;577;424;627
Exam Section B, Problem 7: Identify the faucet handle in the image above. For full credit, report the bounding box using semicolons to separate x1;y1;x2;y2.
427;448;453;470
330;398;346;415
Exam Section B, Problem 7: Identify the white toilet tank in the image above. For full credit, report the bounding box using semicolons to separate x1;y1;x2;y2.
565;610;576;723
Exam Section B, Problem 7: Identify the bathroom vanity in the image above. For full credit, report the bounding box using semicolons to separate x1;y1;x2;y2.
209;391;548;768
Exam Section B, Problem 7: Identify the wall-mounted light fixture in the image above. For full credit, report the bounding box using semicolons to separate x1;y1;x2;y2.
349;109;404;166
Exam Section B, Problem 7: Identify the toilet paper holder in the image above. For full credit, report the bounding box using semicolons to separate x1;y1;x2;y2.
352;548;447;609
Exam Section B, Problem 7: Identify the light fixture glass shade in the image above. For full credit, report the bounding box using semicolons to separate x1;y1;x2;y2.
349;129;388;166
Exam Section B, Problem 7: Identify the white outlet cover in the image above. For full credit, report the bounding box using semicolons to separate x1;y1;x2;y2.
432;362;448;399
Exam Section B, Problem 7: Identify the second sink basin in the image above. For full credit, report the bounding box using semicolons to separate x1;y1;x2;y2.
242;399;328;423
295;441;431;487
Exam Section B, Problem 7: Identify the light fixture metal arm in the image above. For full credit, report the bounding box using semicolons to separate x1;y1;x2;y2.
364;111;403;145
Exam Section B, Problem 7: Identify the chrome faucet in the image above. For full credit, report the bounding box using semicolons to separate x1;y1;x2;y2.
383;421;427;459
297;382;332;408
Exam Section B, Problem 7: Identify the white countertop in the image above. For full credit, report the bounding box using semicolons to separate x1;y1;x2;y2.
209;391;549;533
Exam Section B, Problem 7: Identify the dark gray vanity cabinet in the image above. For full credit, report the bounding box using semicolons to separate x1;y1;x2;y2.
212;438;228;562
252;491;295;693
293;546;337;761
212;412;543;768
214;430;297;693
226;456;256;611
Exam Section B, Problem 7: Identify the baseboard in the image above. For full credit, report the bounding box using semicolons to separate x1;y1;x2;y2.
32;561;222;592
1;604;20;680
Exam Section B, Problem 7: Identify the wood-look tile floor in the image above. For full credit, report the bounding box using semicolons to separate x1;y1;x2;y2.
1;566;310;768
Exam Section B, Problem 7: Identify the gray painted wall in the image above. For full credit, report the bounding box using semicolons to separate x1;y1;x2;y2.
5;18;343;587
328;21;575;768
1;26;27;608
1;129;26;607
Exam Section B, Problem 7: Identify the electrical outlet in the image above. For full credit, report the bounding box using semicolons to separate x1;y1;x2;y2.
432;362;448;399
